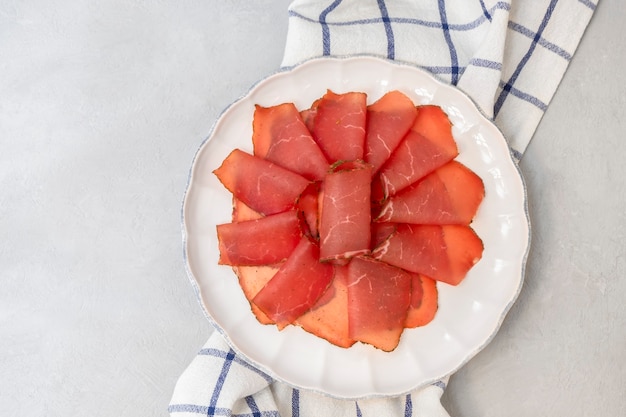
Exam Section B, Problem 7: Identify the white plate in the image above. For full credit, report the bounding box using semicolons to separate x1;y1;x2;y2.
182;56;530;399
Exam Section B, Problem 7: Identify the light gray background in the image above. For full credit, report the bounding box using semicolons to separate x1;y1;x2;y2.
1;1;624;416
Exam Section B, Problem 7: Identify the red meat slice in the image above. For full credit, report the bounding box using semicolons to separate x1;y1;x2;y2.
234;265;278;325
370;221;397;250
412;105;458;147
310;90;367;163
444;225;485;285
252;103;329;181
232;197;263;222
364;91;418;174
377;105;459;197
230;199;277;324
296;264;355;348
370;174;386;208
217;210;302;266
405;274;438;328
347;256;411;352
213;149;311;215
252;237;334;329
300;98;321;132
372;224;483;286
296;182;321;239
319;161;372;262
377;160;484;224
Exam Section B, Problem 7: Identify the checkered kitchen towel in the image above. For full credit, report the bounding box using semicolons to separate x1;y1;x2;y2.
170;1;596;416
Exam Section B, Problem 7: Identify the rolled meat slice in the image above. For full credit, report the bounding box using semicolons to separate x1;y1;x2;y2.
377;160;485;224
216;209;302;266
347;256;412;352
252;103;329;181
252;236;334;329
310;90;367;163
372;224;483;286
364;91;418;174
319;161;372;262
377;105;459;197
213;149;310;215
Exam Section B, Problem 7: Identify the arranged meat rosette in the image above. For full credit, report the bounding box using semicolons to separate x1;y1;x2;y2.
213;89;485;352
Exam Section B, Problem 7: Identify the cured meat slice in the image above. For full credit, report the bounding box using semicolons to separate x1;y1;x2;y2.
300;98;321;132
234;265;278;325
364;91;418;174
371;221;397;250
405;274;438;328
347;256;412;352
370;174;385;207
213;149;311;215
295;264;355;348
444;224;484;285
252;237;334;329
296;182;320;239
216;210;301;266
232;197;263;222
372;224;483;286
319;161;372;262
252;103;329;181
310;90;367;163
377;105;459;197
377;160;484;224
230;199;277;324
412;105;458;148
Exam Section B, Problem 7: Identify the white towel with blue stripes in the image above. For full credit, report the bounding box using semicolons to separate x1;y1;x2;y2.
170;1;596;416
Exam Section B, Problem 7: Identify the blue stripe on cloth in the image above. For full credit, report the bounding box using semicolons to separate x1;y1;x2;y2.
445;1;511;30
355;402;363;417
167;404;230;415
437;0;460;85
208;349;237;414
376;0;395;59
288;2;511;31
320;0;343;55
468;58;502;70
198;348;274;383
508;21;572;61
578;0;596;10
479;0;492;22
432;380;447;390
292;389;300;417
422;65;465;75
244;396;261;417
498;80;548;111
404;394;412;417
494;0;559;116
168;403;281;417
169;404;213;414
